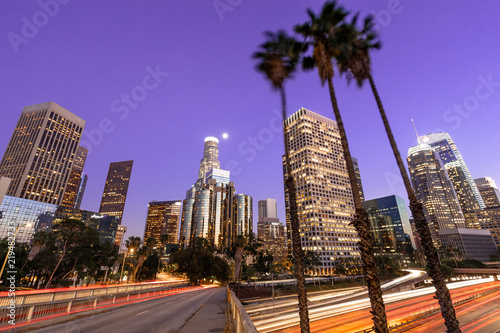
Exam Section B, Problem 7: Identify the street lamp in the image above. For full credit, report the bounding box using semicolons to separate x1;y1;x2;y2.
0;223;32;281
119;248;133;283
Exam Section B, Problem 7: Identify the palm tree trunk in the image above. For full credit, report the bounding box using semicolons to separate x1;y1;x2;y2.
327;76;388;333
280;86;310;333
367;74;461;332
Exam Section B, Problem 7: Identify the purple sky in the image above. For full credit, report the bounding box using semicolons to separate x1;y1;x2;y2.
1;1;500;239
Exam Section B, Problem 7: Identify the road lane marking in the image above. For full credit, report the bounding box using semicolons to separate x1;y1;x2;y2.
136;310;149;316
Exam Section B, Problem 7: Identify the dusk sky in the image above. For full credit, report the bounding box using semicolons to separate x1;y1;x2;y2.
1;1;499;239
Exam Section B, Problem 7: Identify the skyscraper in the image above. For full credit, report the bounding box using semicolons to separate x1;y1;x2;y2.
419;133;485;226
257;198;286;261
74;173;88;210
197;137;220;186
258;198;278;220
234;194;253;237
407;143;466;246
0;102;85;205
352;158;365;202
283;108;359;275
99;160;133;223
144;200;182;249
180;137;237;249
362;195;415;264
475;177;500;208
61;146;88;208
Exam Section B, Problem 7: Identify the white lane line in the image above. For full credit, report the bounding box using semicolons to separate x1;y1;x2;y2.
136;310;149;316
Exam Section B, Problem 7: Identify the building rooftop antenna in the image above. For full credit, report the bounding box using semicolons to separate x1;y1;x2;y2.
411;118;420;144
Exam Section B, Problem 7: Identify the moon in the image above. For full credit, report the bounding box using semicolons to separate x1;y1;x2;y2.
222;133;229;139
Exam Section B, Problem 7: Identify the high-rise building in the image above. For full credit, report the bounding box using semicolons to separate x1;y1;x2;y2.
475;207;500;246
475;177;500;208
283;108;359;275
144;200;182;249
180;137;236;249
419;133;485;226
352;158;365;202
61;146;88;208
115;225;127;253
234;194;253;237
258;198;278;220
407;143;466;246
0;102;85;205
257;197;286;261
75;173;88;210
197;137;220;186
362;195;415;264
98;160;133;223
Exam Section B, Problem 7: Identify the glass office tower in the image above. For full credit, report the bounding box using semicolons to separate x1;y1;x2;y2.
408;143;466;246
362;195;415;264
419;133;485;227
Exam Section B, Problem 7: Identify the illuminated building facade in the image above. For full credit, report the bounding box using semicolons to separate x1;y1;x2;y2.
475;177;500;208
0;102;85;205
407;143;466;246
475;207;500;246
98;160;133;223
115;225;127;252
257;198;286;261
180;137;239;249
197;137;220;186
362;195;415;264
283;108;360;275
234;194;253;237
143;200;182;249
61;146;88;208
419;133;485;227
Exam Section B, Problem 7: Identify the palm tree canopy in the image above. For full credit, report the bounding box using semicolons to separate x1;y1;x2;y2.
252;30;306;89
337;14;382;86
294;1;350;84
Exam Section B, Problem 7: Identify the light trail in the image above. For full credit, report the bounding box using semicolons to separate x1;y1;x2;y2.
252;278;498;332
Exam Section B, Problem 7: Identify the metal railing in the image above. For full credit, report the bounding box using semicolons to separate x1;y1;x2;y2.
0;282;190;329
227;287;258;333
0;280;183;307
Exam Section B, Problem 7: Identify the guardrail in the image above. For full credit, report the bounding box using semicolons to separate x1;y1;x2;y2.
227;287;258;333
0;280;184;307
0;282;190;329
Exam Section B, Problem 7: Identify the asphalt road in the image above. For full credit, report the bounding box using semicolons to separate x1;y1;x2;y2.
29;287;226;333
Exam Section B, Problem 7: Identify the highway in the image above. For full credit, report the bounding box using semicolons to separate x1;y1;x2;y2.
248;278;500;332
29;286;224;333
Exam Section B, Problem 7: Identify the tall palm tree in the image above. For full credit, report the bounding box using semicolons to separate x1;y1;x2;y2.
295;2;388;332
337;15;461;332
253;30;310;332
